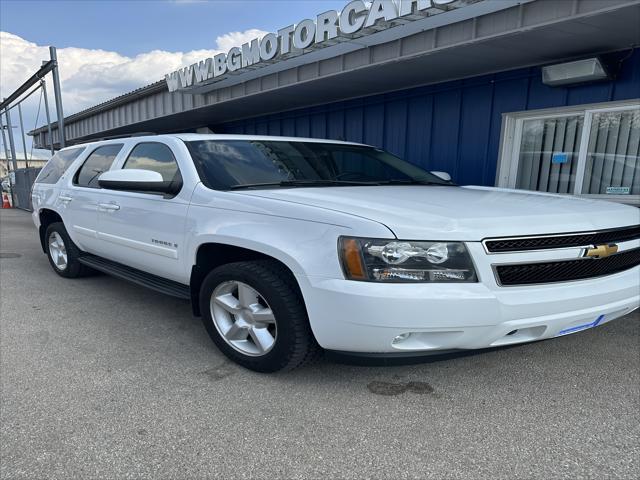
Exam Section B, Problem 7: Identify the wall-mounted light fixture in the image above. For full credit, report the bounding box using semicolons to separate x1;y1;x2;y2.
542;58;611;87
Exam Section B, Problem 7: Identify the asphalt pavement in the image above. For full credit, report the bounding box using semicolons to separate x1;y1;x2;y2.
1;208;639;479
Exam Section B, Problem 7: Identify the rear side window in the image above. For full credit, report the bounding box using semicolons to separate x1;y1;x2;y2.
123;143;179;181
34;147;85;184
74;144;123;188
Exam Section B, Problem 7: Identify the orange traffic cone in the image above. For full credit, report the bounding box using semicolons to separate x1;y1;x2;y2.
2;192;11;209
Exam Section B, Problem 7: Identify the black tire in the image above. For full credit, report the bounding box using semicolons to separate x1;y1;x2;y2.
45;222;90;278
199;260;321;373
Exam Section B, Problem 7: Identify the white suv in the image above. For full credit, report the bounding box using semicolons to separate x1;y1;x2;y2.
31;134;640;372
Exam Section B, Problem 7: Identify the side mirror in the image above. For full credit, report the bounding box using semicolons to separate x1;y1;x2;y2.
98;169;171;193
431;171;452;182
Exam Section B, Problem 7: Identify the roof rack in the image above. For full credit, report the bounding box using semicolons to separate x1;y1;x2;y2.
76;132;157;145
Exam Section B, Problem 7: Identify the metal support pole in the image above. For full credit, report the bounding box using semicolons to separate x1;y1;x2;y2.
4;105;18;172
49;46;65;148
0;114;10;164
17;103;29;166
0;114;12;196
41;80;55;155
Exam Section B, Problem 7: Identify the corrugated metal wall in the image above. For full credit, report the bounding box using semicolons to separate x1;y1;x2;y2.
216;50;640;187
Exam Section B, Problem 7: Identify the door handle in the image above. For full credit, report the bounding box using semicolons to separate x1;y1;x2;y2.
59;195;73;203
98;203;120;211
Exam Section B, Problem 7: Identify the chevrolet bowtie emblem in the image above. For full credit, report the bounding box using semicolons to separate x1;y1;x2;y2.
585;244;618;259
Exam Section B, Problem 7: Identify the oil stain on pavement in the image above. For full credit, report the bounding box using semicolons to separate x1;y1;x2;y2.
202;361;237;381
367;380;435;396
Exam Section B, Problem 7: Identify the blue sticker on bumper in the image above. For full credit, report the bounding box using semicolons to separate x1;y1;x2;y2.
557;315;605;337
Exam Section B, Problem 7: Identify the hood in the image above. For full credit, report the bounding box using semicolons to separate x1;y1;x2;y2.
235;185;639;240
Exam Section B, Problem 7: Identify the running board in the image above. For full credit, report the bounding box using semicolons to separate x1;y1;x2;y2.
78;254;190;300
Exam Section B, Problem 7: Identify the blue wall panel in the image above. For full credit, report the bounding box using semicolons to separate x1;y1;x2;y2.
216;50;639;187
327;110;344;141
344;106;364;143
295;116;310;137
613;50;640;100
256;121;268;135
526;78;568;111
405;96;433;170
484;76;530;184
282;117;295;137
458;84;493;185
310;113;326;139
430;90;461;175
383;99;407;157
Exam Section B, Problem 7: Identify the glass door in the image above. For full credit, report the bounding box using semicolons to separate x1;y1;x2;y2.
504;103;640;202
515;115;583;194
580;108;640;195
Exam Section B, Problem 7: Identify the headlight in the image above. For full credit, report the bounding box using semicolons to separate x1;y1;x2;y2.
338;237;477;283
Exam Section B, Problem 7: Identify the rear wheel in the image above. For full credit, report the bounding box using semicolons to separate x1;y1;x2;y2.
199;260;321;372
45;222;90;278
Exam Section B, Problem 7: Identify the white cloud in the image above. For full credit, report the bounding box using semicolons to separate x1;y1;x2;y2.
0;29;266;154
0;29;267;117
215;29;267;52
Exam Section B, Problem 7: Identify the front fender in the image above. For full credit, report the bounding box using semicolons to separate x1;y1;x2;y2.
186;187;394;278
186;201;393;279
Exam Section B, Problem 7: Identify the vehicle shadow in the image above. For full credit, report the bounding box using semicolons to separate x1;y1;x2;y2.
324;343;525;368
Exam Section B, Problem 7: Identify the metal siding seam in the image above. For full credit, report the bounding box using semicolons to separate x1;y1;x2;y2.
455;89;464;180
324;109;329;140
417;96;434;170
524;70;532;111
608;82;615;102
382;98;388;152
403;97;410;162
482;75;497;185
428;93;435;171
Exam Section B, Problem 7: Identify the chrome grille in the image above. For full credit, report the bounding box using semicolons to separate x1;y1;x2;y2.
484;225;640;253
494;248;640;286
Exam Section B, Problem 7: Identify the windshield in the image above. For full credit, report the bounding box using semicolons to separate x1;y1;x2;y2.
185;140;452;190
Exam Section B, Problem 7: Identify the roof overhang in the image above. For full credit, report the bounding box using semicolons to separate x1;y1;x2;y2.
170;0;520;94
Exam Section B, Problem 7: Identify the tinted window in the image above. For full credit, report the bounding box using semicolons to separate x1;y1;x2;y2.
75;144;123;188
123;143;179;181
35;147;85;184
186;140;451;190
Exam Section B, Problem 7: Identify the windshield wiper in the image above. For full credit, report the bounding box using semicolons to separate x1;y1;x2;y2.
230;179;454;190
229;180;379;190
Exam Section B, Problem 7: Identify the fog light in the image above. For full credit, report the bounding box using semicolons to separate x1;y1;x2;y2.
392;333;411;344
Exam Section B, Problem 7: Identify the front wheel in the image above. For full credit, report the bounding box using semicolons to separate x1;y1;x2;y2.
199;260;321;372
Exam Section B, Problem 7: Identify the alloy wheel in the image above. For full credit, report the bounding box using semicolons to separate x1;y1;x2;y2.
210;281;277;356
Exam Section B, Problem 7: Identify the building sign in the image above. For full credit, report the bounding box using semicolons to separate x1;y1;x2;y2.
606;186;631;195
165;0;463;92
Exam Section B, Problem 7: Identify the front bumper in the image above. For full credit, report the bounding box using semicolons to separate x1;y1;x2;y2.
297;245;640;353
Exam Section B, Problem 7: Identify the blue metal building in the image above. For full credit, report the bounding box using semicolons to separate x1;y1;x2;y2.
217;49;639;188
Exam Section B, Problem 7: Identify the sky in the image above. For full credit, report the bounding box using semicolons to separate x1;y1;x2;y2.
0;0;348;157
